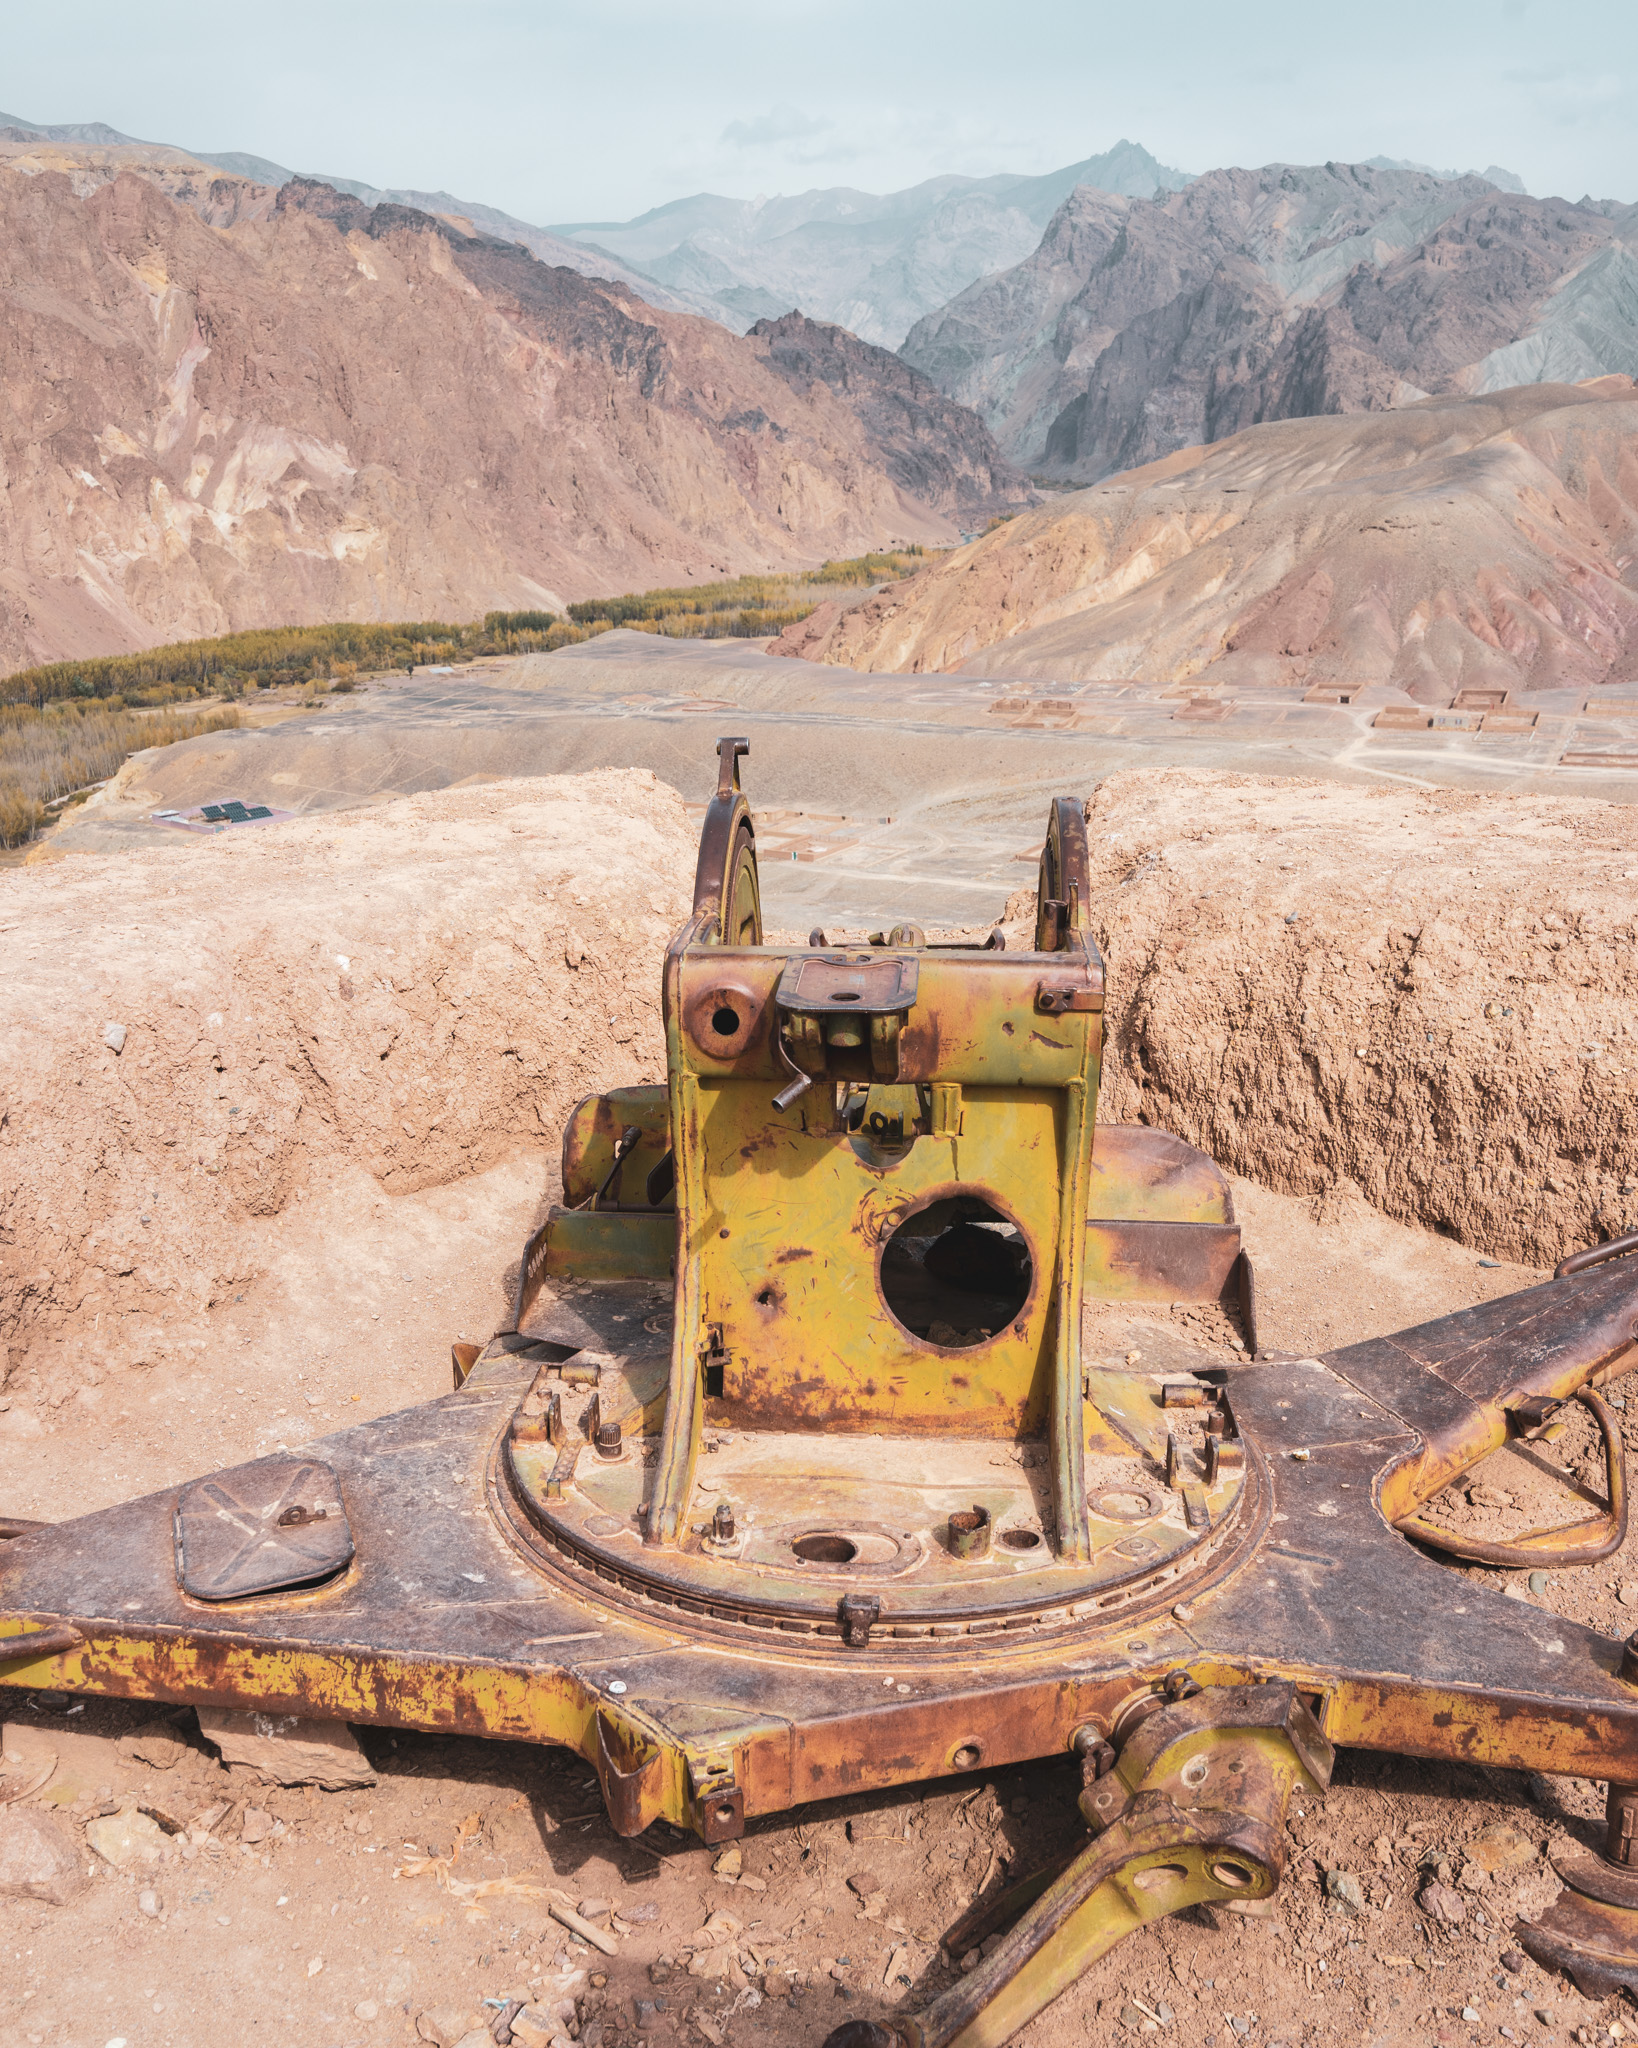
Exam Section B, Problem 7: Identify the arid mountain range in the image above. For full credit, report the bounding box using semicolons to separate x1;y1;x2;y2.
771;380;1638;700
549;142;1191;346
901;163;1638;475
0;142;1027;673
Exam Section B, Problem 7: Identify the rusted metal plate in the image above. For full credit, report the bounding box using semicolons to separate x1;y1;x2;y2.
542;1207;673;1283
175;1456;353;1601
1084;1221;1242;1304
775;953;920;1014
560;1085;671;1207
1087;1126;1233;1226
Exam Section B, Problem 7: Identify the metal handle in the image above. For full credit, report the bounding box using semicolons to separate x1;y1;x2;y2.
1558;1231;1638;1279
1394;1386;1628;1569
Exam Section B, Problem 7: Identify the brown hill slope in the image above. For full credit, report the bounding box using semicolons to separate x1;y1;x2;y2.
0;159;1022;674
901;162;1638;476
769;380;1638;698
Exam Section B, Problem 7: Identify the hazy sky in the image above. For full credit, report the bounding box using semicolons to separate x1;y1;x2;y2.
8;0;1636;222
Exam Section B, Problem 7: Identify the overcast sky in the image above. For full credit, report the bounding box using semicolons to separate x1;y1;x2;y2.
7;0;1636;222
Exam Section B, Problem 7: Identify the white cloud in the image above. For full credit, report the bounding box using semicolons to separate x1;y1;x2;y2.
721;104;831;149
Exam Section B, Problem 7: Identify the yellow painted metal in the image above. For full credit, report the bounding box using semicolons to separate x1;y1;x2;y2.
913;1688;1327;2048
541;1208;673;1283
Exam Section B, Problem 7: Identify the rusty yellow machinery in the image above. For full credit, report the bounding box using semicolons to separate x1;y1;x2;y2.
7;736;1638;2045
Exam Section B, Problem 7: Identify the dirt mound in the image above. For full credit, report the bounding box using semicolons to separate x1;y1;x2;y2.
772;380;1638;700
997;767;1638;1268
0;770;692;1395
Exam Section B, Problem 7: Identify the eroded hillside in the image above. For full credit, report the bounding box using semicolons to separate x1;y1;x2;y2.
772;380;1638;699
0;149;1023;674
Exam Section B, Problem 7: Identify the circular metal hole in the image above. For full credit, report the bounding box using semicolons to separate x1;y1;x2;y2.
711;1004;741;1036
1088;1487;1166;1524
1133;1863;1190;1892
1181;1756;1210;1789
831;991;860;1001
1212;1860;1254;1890
878;1193;1033;1350
950;1742;984;1770
1000;1528;1042;1551
793;1533;859;1565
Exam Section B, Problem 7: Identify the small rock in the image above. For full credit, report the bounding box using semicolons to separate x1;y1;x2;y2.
1621;1584;1638;1609
355;2001;379;2022
712;1844;742;1881
1324;1869;1365;1916
417;2009;486;2048
1468;1485;1514;1510
1463;2006;1481;2021
138;1888;162;1918
1420;1880;1468;1925
86;1808;168;1871
1458;1863;1491;1892
846;1871;881;1898
240;1807;274;1845
1537;2010;1556;2026
1120;2005;1150;2030
1529;1571;1549;1596
0;1807;87;1904
576;1895;613;1921
621;1901;660;1924
648;1959;673;1985
195;1706;376;1788
507;2017;555;2048
452;2034;494;2048
1499;1949;1526;1973
102;1022;127;1054
960;1951;981;1973
1468;1825;1535;1874
119;1720;190;1770
307;1956;324;1978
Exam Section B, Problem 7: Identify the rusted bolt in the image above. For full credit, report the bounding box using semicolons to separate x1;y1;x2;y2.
593;1420;623;1460
1071;1725;1117;1777
947;1505;992;1560
713;1500;736;1541
1606;1783;1638;1866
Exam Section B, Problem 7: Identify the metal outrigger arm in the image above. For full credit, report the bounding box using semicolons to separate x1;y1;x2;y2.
6;739;1638;2038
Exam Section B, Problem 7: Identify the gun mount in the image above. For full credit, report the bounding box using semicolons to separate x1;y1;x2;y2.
6;739;1638;2041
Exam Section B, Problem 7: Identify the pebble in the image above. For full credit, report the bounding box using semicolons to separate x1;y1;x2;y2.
1619;1585;1638;1609
1464;2007;1482;2022
355;2002;379;2022
102;1022;127;1053
138;1888;162;1918
1324;1868;1365;1916
1420;1879;1468;1925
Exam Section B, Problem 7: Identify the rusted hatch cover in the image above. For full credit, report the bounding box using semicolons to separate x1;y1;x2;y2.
175;1456;353;1601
